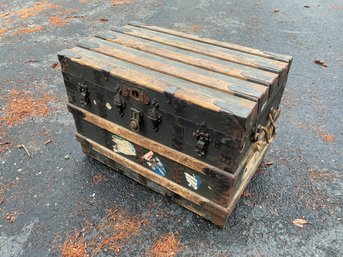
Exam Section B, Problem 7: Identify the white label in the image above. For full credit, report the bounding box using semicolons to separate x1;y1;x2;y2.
112;136;136;156
184;172;202;190
105;103;112;110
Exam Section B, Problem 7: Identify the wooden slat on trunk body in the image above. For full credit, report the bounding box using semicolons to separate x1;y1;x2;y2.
63;73;247;170
114;25;288;73
75;127;272;227
75;133;229;219
72;115;235;205
78;135;228;226
226;140;270;215
65;47;258;122
94;30;279;89
68;103;235;181
129;22;293;63
79;37;269;106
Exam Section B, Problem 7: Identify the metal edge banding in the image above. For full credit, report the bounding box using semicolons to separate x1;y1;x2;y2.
95;31;117;40
228;85;261;103
164;86;178;103
244;74;272;87
57;49;82;61
111;27;132;33
77;39;100;49
164;86;178;95
75;133;228;219
101;65;114;81
68;103;234;181
129;20;145;27
213;101;240;117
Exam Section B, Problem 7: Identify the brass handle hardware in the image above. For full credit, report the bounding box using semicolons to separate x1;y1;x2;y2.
252;107;280;151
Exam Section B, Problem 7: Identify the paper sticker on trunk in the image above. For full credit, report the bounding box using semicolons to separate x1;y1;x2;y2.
143;151;166;177
184;172;202;190
112;135;136;156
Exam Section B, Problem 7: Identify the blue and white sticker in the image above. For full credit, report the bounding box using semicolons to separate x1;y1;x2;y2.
184;172;202;190
143;151;166;177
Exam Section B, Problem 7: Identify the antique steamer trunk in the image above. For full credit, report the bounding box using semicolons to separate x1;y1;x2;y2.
58;22;292;227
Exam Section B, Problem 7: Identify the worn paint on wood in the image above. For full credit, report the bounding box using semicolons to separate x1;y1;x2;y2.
59;23;292;227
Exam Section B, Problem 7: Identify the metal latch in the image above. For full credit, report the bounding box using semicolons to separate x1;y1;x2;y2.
193;122;212;157
251;107;279;145
148;99;162;132
129;108;141;132
113;87;126;117
79;82;89;107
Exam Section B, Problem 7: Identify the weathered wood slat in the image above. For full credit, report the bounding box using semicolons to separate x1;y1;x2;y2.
76;133;229;219
95;30;279;88
60;48;219;113
129;22;293;63
69;103;234;181
59;23;292;227
78;135;229;226
67;47;258;120
79;37;269;106
114;25;287;73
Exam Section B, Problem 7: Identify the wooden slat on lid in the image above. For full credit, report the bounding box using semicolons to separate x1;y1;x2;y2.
129;22;293;63
61;47;258;121
82;36;269;106
113;25;288;74
95;30;279;89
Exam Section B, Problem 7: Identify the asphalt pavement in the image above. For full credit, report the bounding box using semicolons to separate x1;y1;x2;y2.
0;0;342;256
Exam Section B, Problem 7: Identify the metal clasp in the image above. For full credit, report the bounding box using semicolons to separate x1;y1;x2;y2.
193;122;212;157
79;82;89;106
148;99;162;132
113;87;126;117
129;108;141;132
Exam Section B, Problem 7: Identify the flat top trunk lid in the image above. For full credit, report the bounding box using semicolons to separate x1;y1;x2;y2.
58;23;292;133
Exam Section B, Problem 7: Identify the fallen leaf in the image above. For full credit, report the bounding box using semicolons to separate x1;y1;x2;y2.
242;191;254;197
49;16;69;27
331;5;343;11
191;25;204;32
44;139;52;145
112;0;134;5
314;59;328;67
317;129;335;142
292;218;309;228
0;27;9;35
25;59;38;63
51;62;60;69
5;213;17;222
15;25;44;35
265;161;273;166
